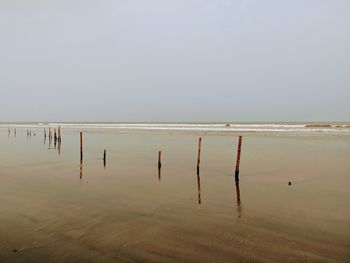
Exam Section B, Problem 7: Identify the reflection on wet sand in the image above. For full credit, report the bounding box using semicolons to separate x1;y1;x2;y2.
80;159;83;179
157;167;161;181
1;128;350;262
197;169;201;204
57;141;61;155
235;180;242;218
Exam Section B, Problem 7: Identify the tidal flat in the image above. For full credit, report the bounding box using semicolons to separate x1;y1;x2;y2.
1;128;349;262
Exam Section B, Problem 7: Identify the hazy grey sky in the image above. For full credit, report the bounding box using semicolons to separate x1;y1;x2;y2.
1;0;349;122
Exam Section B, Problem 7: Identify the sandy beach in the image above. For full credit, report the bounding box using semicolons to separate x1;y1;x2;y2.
2;0;350;261
0;125;349;262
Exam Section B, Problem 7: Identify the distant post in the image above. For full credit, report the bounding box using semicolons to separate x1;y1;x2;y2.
80;132;83;162
103;149;106;168
197;137;202;172
158;150;162;168
58;126;61;143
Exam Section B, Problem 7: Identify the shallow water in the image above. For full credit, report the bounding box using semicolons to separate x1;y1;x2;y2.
0;129;350;262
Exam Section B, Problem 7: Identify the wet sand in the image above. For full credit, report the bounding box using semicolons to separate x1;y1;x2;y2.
0;130;350;262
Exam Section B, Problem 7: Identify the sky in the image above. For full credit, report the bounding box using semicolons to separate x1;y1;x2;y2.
0;0;349;122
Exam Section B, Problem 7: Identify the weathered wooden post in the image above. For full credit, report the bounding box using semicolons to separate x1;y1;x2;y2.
103;149;106;168
58;126;61;143
53;128;57;148
197;169;201;204
80;132;83;179
80;132;83;162
48;128;52;147
234;136;243;182
197;137;202;172
158;150;162;168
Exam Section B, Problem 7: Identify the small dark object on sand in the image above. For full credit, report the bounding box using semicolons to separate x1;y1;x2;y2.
288;181;291;186
13;249;17;253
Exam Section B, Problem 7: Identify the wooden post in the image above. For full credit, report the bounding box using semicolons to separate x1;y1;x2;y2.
58;126;61;143
197;137;202;172
48;128;52;147
103;149;106;168
80;132;83;178
80;132;83;162
235;136;243;182
158;150;161;168
197;169;201;204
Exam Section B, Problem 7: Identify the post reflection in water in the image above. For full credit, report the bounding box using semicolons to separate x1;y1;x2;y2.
57;141;61;155
80;157;83;179
235;180;242;218
197;169;201;205
103;158;106;169
157;167;161;181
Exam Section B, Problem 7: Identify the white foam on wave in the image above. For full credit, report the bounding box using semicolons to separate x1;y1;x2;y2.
1;123;350;134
